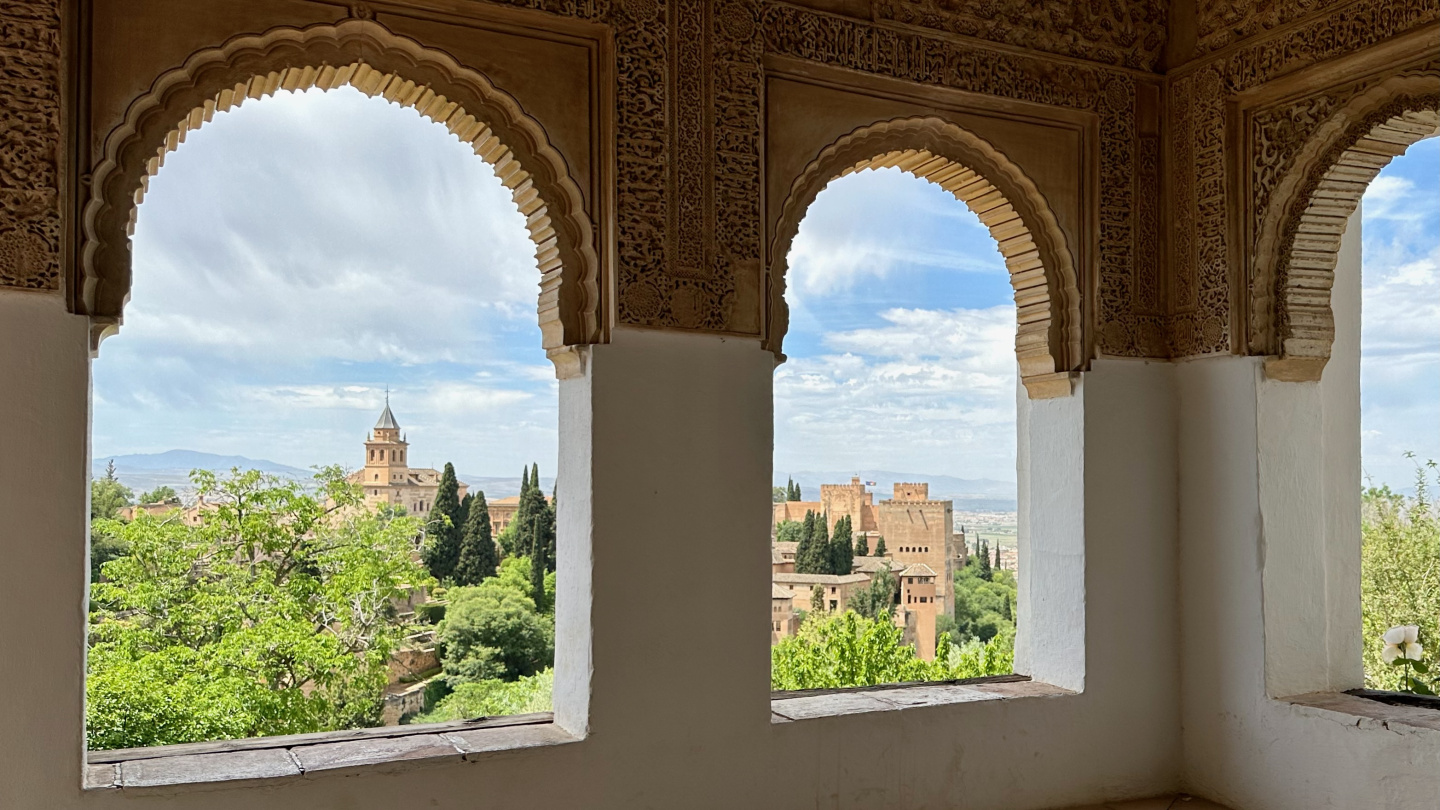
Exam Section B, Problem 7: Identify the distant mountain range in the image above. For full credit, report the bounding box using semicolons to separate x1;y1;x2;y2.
774;470;1017;512
93;451;312;496
92;450;555;501
94;453;1011;510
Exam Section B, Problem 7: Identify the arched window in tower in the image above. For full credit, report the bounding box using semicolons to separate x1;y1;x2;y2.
1357;134;1439;692
87;84;561;752
771;164;1019;689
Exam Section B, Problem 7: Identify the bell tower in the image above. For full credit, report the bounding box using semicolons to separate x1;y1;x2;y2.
363;390;409;492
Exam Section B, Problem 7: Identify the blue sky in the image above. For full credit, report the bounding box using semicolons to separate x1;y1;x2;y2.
775;168;1019;482
94;88;1434;490
95;87;556;477
1360;137;1439;491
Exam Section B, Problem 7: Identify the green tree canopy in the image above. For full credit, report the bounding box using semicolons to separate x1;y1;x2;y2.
772;486;788;503
775;519;802;545
854;533;869;557
137;485;178;505
454;490;498;586
91;460;133;520
414;668;553;722
86;467;430;750
438;577;554;686
423;463;463;581
771;612;1013;690
849;563;897;622
1362;464;1440;690
953;558;1016;643
874;537;887;557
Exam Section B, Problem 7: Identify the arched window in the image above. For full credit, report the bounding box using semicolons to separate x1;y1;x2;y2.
1357;135;1439;691
87;82;561;753
771;162;1020;684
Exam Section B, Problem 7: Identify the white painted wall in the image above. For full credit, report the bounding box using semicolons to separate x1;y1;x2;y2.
0;308;1189;809
1178;213;1440;810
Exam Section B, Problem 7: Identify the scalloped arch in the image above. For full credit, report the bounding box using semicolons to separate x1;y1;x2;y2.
766;117;1084;399
1250;76;1439;382
79;19;601;377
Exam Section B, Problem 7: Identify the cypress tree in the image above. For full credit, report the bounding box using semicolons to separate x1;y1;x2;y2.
993;543;1003;572
829;515;854;575
978;538;992;579
453;490;497;586
423;462;462;581
513;464;546;558
874;536;887;557
810;584;826;614
854;533;869;558
795;510;819;574
812;518;831;573
530;517;548;611
456;493;473;539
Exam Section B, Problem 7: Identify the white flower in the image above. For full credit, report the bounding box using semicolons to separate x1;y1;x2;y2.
1382;625;1424;663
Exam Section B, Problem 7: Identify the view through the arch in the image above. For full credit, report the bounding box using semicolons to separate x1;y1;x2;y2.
770;166;1019;690
87;86;559;750
1358;134;1440;694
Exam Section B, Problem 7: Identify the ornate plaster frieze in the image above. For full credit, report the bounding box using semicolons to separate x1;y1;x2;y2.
873;0;1168;72
1248;73;1439;380
0;1;62;292
761;3;1165;359
81;20;600;376
1166;0;1440;359
767;117;1084;397
1194;0;1351;57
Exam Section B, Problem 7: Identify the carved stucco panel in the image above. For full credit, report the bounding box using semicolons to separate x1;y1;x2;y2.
762;3;1157;358
1194;0;1351;56
0;1;62;292
1166;0;1439;358
874;0;1167;72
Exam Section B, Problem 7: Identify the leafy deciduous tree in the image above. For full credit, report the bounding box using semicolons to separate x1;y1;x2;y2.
86;467;429;750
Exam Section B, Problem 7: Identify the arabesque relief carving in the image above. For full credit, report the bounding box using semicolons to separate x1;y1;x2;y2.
874;0;1167;71
1247;70;1439;380
1166;0;1439;358
0;2;62;292
762;3;1163;359
767;117;1084;398
81;20;600;376
1194;0;1351;56
11;0;1437;376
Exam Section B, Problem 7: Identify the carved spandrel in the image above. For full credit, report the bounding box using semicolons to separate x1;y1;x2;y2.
0;2;63;292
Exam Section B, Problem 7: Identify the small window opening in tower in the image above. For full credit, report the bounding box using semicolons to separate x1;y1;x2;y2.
87;85;560;752
1357;133;1439;693
771;165;1019;689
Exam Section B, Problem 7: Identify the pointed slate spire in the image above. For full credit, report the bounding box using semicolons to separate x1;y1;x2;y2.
375;386;400;430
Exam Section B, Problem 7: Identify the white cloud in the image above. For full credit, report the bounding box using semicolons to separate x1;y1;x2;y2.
1359;140;1440;489
775;307;1018;479
786;167;1004;299
123;85;541;368
93;86;558;477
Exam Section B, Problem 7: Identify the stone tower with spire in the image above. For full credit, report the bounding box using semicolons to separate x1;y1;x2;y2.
352;392;466;517
363;392;409;486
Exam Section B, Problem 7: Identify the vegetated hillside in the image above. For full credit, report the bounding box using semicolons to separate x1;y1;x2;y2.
92;450;311;496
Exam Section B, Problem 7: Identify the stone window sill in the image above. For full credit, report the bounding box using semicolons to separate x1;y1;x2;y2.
85;712;576;790
770;674;1075;722
1286;691;1440;735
